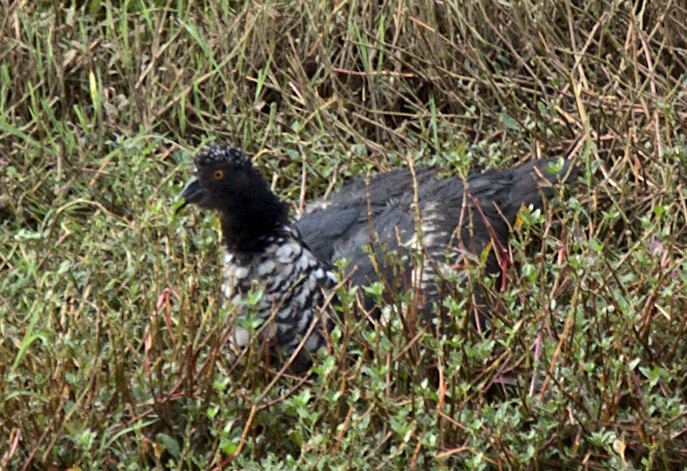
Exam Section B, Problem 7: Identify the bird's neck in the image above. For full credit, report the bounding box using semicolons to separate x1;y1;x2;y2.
219;186;290;253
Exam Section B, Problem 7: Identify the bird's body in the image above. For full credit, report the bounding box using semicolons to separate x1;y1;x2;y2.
298;159;575;312
220;224;336;370
178;144;577;371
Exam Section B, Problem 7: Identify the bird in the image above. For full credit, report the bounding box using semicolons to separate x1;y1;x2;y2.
177;143;578;371
297;157;578;323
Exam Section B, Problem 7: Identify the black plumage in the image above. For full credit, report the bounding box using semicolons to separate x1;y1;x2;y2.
178;145;337;371
178;144;578;370
298;158;578;319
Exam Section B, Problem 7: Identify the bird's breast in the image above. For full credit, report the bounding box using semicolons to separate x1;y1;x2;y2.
220;233;337;355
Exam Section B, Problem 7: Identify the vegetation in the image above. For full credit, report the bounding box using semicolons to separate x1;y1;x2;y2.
1;0;686;468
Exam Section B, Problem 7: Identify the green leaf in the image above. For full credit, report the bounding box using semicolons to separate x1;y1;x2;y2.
499;113;519;130
156;433;181;459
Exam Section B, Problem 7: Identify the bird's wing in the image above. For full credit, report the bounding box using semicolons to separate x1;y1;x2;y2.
297;158;577;320
319;157;578;300
297;167;439;263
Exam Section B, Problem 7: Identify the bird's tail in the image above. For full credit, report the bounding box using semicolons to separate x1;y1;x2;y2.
503;157;580;212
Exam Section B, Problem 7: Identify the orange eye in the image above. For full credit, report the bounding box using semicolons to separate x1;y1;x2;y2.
212;170;224;180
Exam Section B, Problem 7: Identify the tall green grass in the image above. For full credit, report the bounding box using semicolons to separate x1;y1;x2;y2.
1;0;686;468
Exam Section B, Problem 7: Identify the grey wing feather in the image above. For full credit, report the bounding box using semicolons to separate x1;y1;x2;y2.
296;158;578;314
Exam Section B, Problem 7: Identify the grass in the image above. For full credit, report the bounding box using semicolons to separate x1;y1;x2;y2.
1;0;686;468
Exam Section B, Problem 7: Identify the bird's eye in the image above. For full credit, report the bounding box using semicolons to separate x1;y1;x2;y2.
212;170;224;180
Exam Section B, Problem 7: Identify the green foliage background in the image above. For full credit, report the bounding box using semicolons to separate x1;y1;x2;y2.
1;0;686;468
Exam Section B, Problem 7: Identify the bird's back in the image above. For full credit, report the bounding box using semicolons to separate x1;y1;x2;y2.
296;167;439;265
297;158;578;311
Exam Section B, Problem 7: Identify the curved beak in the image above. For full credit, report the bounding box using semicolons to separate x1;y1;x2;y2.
176;176;204;214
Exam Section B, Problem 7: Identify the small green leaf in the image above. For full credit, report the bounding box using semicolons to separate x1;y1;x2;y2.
156;433;180;459
500;113;519;130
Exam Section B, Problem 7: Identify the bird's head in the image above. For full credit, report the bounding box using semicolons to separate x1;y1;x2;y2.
177;144;259;212
177;144;289;250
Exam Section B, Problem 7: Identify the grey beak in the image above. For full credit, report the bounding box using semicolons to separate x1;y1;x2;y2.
176;176;203;213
